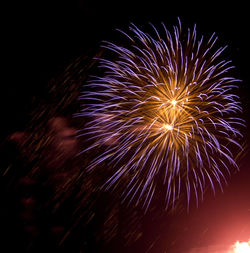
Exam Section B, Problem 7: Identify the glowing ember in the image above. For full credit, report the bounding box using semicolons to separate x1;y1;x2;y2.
186;241;250;253
231;240;250;253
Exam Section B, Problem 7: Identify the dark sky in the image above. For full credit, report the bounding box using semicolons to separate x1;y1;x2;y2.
3;1;250;252
3;0;250;129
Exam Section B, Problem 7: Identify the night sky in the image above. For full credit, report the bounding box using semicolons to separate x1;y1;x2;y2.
3;1;250;252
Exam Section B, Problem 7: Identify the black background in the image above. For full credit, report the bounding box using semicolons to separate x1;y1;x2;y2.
3;1;250;252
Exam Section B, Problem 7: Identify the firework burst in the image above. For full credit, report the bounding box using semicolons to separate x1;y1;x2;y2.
79;20;244;211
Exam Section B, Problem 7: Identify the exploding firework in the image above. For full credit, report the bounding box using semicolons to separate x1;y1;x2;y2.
79;19;244;211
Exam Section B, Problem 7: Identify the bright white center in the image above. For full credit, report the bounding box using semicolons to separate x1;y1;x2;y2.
171;100;177;106
232;241;250;253
163;124;173;131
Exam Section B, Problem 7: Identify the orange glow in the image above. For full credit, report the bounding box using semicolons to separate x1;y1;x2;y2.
231;240;250;253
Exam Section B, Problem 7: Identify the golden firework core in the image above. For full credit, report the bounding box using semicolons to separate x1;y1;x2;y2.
171;99;177;107
163;124;173;131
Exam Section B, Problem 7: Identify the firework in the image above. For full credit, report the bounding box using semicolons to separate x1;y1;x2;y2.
79;19;244;211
